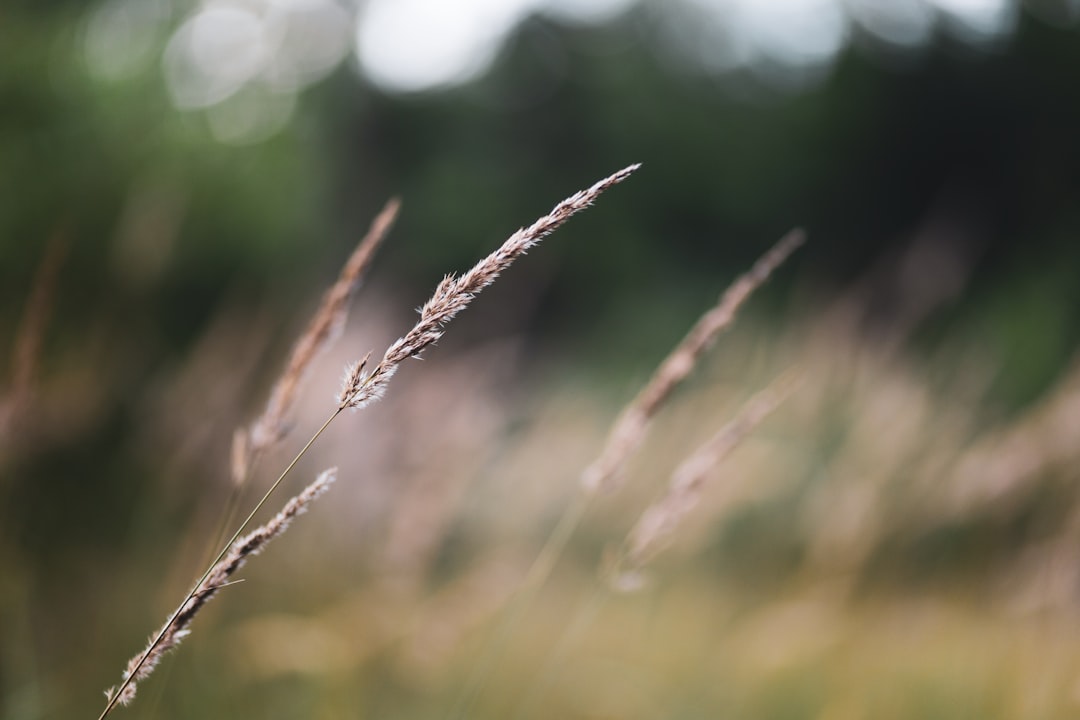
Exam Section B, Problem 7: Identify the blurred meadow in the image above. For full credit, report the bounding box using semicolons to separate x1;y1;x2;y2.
3;0;1080;718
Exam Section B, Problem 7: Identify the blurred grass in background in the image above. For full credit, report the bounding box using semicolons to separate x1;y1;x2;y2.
3;0;1080;718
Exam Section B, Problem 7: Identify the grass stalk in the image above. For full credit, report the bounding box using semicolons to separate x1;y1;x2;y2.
98;409;341;719
100;166;637;717
449;230;804;715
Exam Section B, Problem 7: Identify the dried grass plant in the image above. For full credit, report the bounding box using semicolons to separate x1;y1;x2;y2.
449;230;805;719
241;198;401;475
508;229;806;599
104;468;338;707
99;165;639;718
0;230;65;448
581;228;805;496
612;371;802;589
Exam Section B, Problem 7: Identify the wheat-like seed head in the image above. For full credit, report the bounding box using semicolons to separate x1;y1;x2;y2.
338;164;641;411
102;166;637;717
615;374;800;587
245;199;399;466
581;229;805;496
105;468;337;706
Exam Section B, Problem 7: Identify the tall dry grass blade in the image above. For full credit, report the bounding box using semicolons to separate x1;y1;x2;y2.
103;468;337;708
614;373;800;589
943;352;1080;518
245;198;400;468
339;164;641;411
100;409;340;720
230;427;250;488
102;168;634;718
450;231;803;720
0;230;66;438
210;199;394;597
508;375;798;715
581;229;805;495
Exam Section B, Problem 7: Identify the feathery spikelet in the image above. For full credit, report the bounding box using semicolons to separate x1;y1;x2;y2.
338;165;640;411
245;199;399;469
102;167;636;718
230;428;250;488
581;229;805;495
614;375;800;590
104;468;337;706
